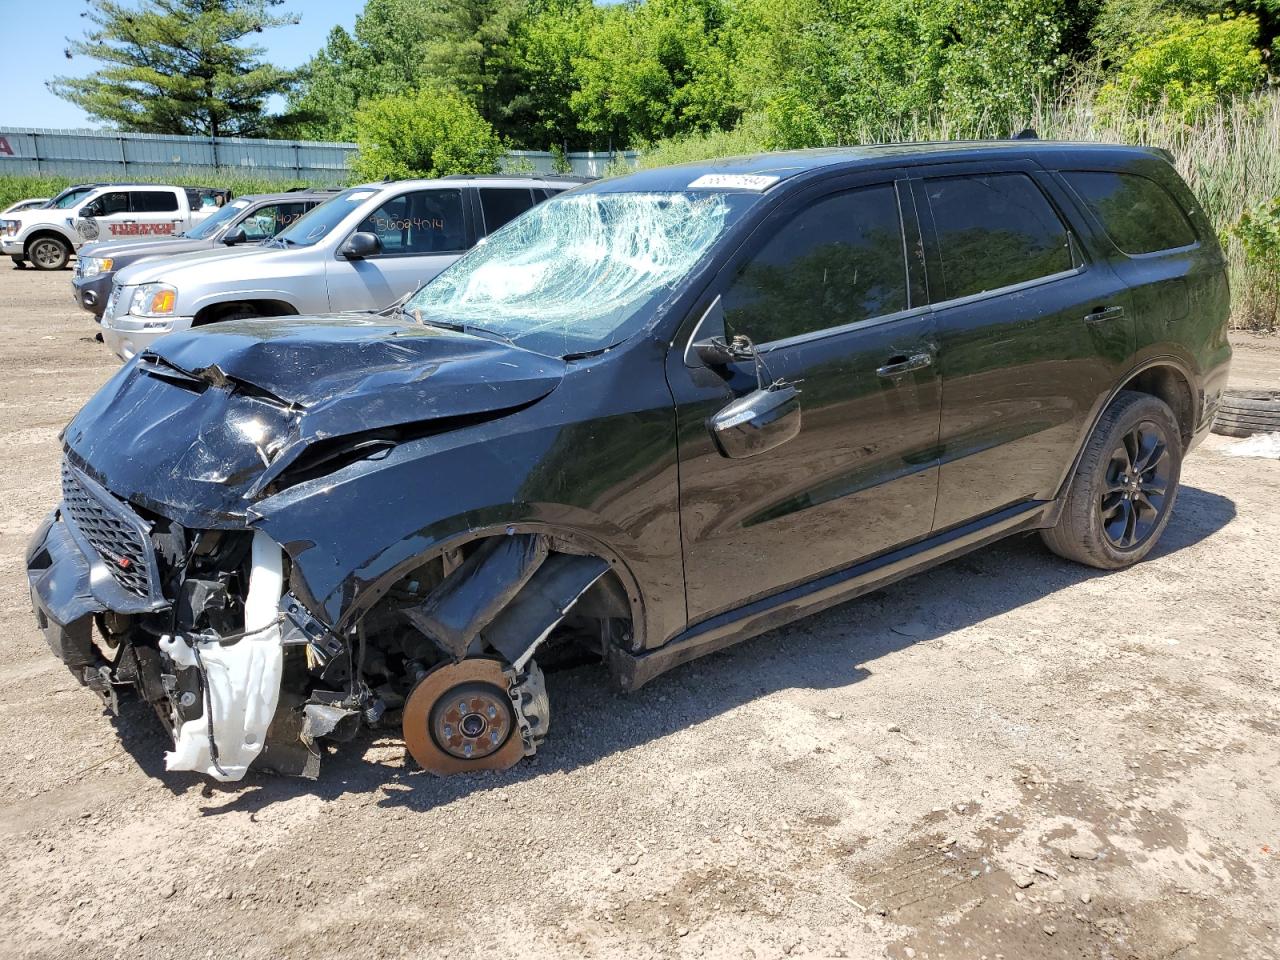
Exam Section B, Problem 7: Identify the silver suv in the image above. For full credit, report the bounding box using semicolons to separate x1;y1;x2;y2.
100;175;586;360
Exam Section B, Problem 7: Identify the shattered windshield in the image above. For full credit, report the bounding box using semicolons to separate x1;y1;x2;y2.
403;191;756;356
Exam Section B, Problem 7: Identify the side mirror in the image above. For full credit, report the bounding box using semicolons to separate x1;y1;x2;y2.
223;227;248;245
340;231;382;259
692;336;752;367
709;383;802;459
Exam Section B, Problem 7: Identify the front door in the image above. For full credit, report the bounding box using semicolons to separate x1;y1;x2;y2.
326;187;472;311
911;165;1135;530
669;177;942;624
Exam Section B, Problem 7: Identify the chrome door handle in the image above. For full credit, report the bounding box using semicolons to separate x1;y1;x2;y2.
1085;305;1125;324
876;352;933;378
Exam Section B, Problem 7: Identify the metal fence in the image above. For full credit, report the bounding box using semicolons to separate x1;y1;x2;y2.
0;128;638;183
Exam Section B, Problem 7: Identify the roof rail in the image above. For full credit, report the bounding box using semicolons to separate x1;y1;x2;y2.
437;173;594;182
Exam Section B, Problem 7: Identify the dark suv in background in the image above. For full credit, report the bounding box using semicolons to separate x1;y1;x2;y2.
27;141;1230;782
71;188;342;318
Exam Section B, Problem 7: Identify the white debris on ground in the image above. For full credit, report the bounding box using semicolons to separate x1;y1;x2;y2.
1224;431;1280;459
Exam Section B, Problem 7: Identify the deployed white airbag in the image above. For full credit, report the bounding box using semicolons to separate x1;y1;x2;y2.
160;530;284;781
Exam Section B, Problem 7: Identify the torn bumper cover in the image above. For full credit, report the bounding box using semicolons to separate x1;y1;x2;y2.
27;500;293;781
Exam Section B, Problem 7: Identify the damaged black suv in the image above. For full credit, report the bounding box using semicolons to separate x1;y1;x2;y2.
27;142;1231;780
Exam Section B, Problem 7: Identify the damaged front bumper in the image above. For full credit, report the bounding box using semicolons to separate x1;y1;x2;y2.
25;466;304;781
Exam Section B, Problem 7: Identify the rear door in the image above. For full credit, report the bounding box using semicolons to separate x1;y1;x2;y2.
912;162;1135;530
126;189;184;238
326;187;473;311
670;174;941;622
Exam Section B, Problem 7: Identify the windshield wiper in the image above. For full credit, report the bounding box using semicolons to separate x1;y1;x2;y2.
403;312;516;347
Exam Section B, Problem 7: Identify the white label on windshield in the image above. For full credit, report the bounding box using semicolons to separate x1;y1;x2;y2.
230;199;250;209
687;174;780;191
346;191;376;201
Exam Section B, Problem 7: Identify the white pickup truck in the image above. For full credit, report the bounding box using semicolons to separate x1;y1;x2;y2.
1;183;229;270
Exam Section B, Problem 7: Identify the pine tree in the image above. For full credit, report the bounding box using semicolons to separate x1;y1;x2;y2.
49;0;301;137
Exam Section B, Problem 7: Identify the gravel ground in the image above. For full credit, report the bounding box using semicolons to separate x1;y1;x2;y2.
0;265;1278;960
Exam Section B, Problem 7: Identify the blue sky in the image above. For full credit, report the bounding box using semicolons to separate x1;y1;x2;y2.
0;0;361;129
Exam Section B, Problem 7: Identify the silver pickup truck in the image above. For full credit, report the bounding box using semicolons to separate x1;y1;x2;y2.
100;175;586;360
72;188;340;317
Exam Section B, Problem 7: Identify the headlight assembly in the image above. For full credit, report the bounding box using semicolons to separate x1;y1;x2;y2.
1;220;18;238
130;283;178;318
81;256;114;278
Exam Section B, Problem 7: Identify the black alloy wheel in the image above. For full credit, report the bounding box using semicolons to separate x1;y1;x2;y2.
1099;420;1174;550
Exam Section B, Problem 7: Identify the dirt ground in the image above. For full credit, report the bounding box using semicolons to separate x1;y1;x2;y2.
0;265;1277;960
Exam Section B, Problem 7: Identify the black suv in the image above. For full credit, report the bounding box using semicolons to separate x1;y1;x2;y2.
27;142;1231;781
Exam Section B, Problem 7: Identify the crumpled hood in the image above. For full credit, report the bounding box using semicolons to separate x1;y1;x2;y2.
62;315;566;526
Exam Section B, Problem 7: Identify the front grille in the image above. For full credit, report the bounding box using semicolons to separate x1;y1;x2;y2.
74;258;84;279
60;461;154;598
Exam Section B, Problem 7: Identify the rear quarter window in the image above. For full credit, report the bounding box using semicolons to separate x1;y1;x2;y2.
1062;171;1197;255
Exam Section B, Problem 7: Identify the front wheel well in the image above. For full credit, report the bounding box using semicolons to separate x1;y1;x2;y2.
193;299;298;327
352;533;639;691
1119;364;1195;448
23;230;71;254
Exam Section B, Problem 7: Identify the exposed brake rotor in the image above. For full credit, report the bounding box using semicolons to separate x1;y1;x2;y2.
402;659;526;776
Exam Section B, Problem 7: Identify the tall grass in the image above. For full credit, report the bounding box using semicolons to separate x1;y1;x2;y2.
633;89;1280;330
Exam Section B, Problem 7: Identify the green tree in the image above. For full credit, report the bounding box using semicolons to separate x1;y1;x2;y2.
503;0;602;150
49;0;300;137
290;0;532;143
350;87;505;180
569;0;742;147
731;0;1076;148
1098;13;1265;120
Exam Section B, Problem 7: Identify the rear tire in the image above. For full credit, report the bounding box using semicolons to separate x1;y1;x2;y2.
27;236;70;271
1041;390;1183;570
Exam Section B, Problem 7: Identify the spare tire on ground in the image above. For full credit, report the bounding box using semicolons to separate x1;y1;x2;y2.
1211;390;1280;438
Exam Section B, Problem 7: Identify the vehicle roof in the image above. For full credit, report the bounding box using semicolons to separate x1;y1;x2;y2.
590;141;1173;193
351;175;591;191
234;189;344;203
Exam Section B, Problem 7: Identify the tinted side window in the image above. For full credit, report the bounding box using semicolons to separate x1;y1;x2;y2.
479;188;536;233
723;184;908;345
238;201;310;241
1062;171;1196;255
926;173;1073;300
131;190;179;213
87;192;129;216
358;189;466;254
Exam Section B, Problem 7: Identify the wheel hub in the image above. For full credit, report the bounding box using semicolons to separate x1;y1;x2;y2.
430;683;512;760
402;659;526;776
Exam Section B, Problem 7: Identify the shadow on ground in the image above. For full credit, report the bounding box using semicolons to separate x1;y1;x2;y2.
104;485;1235;814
